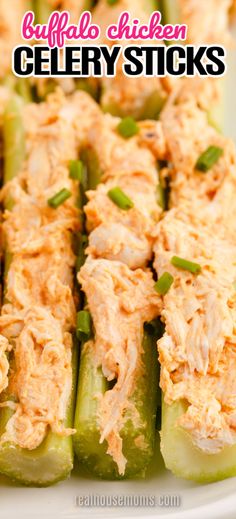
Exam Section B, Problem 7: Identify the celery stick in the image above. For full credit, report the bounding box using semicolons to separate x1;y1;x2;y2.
102;90;166;122
161;400;236;483
0;97;77;486
15;80;33;104
3;96;25;187
80;0;93;9
74;107;161;478
137;90;167;121
161;0;224;130
160;0;180;26
100;0;167;120
0;345;78;486
207;79;225;133
33;1;94;99
33;0;51;24
75;79;99;101
2;96;25;294
80;148;103;190
73;328;159;479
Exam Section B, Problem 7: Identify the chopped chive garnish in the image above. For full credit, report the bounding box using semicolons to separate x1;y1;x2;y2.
76;310;92;341
108;187;134;210
171;256;201;274
117;117;139;139
69;159;84;180
195;145;223;172
48;188;71;208
154;272;174;295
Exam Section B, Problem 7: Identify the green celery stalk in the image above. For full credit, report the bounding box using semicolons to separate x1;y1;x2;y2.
80;147;103;191
100;0;166;120
33;1;94;99
0;345;78;486
159;0;228;483
15;79;33;105
33;0;51;24
161;399;236;483
0;96;77;486
73;327;159;479
160;0;180;26
160;0;224;130
3;96;25;187
102;89;166;122
73;135;163;478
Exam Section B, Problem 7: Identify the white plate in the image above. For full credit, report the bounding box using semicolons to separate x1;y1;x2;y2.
1;447;236;519
1;33;236;519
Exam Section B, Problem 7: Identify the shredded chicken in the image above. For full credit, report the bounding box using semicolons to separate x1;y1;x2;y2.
138;77;224;151
178;0;233;45
0;89;98;449
0;307;74;449
79;108;162;472
84;112;161;269
92;0;170;118
87;222;153;270
154;211;236;453
78;257;160;474
31;0;94;97
151;80;236;455
160;95;236;241
87;113;158;183
85;175;159;268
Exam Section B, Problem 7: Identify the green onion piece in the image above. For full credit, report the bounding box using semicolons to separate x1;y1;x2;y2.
154;272;174;295
117;117;139;139
48;188;71;208
108;187;134;210
76;310;92;341
69;159;84;180
171;256;201;274
195;145;223;172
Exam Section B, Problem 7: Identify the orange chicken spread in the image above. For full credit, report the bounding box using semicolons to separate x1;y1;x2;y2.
85;113;161;269
152;86;236;455
92;0;169;118
78;109;162;472
0;89;98;450
0;0;235;486
78;257;160;474
160;95;236;241
178;0;233;45
154;212;236;453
